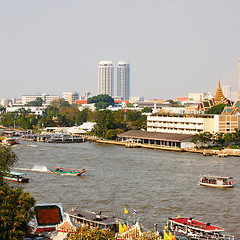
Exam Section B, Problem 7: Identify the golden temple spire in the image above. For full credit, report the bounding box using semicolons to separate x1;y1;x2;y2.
214;73;226;102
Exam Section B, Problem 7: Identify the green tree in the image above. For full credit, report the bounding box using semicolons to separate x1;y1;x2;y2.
68;226;115;240
105;128;124;140
93;110;116;138
0;185;35;240
87;94;114;110
26;97;43;106
0;145;18;185
142;107;152;113
206;103;226;114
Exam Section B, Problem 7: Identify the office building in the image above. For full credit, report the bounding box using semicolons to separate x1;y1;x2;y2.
63;92;79;105
117;61;130;100
98;61;114;96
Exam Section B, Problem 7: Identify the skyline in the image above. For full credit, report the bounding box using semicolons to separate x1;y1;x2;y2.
1;0;240;100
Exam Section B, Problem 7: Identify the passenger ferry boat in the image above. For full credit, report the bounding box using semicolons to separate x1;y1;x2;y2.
199;175;234;188
3;171;29;182
51;167;87;176
166;217;234;240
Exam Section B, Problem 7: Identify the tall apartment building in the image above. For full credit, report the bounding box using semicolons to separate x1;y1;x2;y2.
117;61;130;100
63;92;79;105
98;61;114;96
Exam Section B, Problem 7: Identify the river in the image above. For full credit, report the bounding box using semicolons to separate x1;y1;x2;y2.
11;140;240;238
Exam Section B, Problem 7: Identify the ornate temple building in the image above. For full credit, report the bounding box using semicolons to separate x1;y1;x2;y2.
198;80;232;112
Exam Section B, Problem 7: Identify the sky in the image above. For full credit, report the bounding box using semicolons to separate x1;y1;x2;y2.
1;0;240;100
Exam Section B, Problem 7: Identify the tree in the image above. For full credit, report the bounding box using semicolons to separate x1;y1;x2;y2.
206;104;226;114
0;145;18;185
87;94;114;110
68;226;115;240
0;185;35;240
0;145;36;239
93;110;117;138
25;97;43;106
105;128;124;140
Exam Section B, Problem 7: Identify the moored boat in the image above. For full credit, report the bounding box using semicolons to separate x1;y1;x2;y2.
199;175;234;188
51;167;87;176
2;137;20;146
165;217;234;239
3;171;29;182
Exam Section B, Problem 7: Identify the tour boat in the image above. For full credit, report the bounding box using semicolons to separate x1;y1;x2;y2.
3;171;29;182
165;217;234;239
199;175;234;188
51;167;87;176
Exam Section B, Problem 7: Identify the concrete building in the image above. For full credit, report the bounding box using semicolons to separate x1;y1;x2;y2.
98;61;114;96
117;61;130;100
147;113;239;135
22;94;60;105
63;92;79;105
188;93;205;101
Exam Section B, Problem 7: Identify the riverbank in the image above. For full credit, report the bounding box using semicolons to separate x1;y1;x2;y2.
87;136;240;157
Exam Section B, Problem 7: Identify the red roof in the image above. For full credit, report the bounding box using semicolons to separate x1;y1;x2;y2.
76;100;87;105
169;218;224;232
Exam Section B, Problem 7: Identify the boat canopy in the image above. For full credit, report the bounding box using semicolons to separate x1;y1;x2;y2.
8;171;27;176
200;175;233;180
168;218;225;232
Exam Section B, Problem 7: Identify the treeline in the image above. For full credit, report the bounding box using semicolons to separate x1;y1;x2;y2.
0;96;148;139
191;130;240;148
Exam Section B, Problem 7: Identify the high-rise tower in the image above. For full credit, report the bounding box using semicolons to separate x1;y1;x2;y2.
117;61;130;100
98;61;114;96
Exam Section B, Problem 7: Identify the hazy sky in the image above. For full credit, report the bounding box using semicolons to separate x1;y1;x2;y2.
1;0;240;100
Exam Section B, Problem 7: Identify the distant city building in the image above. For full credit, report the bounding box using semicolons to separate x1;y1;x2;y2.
98;61;114;96
129;97;144;102
223;85;231;99
63;92;79;105
1;98;21;107
188;93;205;102
117;61;130;100
238;59;240;98
6;106;46;115
22;94;60;105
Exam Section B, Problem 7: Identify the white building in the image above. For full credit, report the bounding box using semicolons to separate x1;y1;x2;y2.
117;61;130;100
6;106;46;115
98;61;114;96
63;92;79;105
147;114;239;135
22;94;60;105
188;93;205;101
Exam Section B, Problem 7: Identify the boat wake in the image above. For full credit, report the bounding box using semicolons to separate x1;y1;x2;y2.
13;165;51;173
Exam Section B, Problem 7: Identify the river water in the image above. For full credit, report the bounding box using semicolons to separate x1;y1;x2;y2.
11;140;240;238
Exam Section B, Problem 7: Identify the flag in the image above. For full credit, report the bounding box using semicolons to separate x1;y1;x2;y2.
119;222;124;234
164;231;171;240
133;209;137;215
169;231;177;240
124;223;129;232
124;206;128;214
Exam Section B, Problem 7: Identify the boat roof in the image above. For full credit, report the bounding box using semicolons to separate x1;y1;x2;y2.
200;175;233;179
9;171;26;176
168;218;224;232
68;209;120;225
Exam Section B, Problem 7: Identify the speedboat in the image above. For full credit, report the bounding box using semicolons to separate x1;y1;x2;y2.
51;167;87;176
